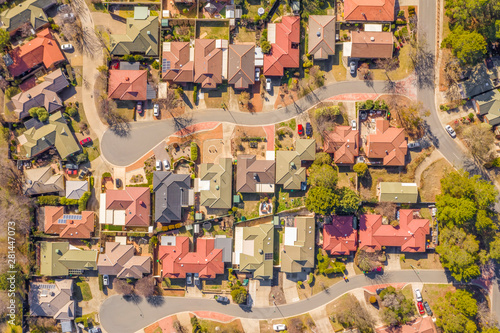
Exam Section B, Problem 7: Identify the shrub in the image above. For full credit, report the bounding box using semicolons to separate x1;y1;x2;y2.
468;113;475;121
353;162;368;177
193;84;198;101
37;196;61;206
398;10;405;17
307;272;314;284
29;107;49;122
303;60;313;68
60;197;78;205
369;296;377;303
89;176;94;187
383;25;389;32
190;142;198;161
297;281;303;286
391;24;395;30
261;41;271;54
76;152;88;164
163;277;171;288
408;6;416;16
396;19;406;25
5;86;21;100
78;191;91;211
133;55;144;62
230;287;248;304
65;106;78;117
98;275;103;291
151;61;159;70
50;24;60;31
102;172;112;178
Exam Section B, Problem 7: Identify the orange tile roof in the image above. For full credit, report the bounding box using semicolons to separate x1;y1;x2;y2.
108;70;148;100
377;317;437;333
323;216;358;255
350;31;394;59
105;187;151;227
158;237;224;279
344;0;395;22
323;126;359;164
162;42;194;83
44;206;94;239
263;16;300;76
359;210;430;252
8;28;65;77
366;119;407;166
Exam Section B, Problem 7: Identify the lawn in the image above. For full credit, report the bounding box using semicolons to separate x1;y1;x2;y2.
400;253;443;270
331;45;347;82
297;272;343;300
276;189;305;213
84;138;101;162
400;284;414;301
116;100;136;121
117;6;135;18
197;21;229;40
74;277;93;302
273;228;283;265
236;193;262;220
198;318;244;333
420;158;453;202
371;45;413;81
260;314;317;333
204;84;230;108
235;27;256;43
421;284;456;309
244;0;263;18
175;3;197;18
337;170;357;191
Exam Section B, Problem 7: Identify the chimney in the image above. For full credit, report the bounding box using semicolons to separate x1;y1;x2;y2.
27;94;31;99
370;37;375;42
125;77;129;81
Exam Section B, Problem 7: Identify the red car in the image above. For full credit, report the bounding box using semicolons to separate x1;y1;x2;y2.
298;124;304;135
80;137;92;146
66;169;77;175
417;301;425;315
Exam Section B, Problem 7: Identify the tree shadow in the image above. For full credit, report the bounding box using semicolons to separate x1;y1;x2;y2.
123;294;142;304
110;121;130;137
146;295;165;307
170;111;194;134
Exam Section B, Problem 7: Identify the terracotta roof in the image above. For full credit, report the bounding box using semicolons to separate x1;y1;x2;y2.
97;242;151;279
323;126;359;164
108;70;148;100
377;317;437;333
162;42;194;83
359;210;429;252
194;39;223;89
350;31;394;58
8;29;65;77
366;118;407;166
228;44;255;89
159;237;224;278
105;187;151;227
263;16;300;76
44;206;94;238
308;15;336;60
236;154;275;193
323;216;358;255
344;0;395;22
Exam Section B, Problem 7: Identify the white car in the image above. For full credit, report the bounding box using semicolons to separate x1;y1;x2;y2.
273;324;286;331
407;141;421;149
266;78;272;92
155;160;162;171
414;288;423;302
351;119;357;130
445;125;456;138
163;159;170;171
103;275;109;286
153;104;160;117
61;44;73;51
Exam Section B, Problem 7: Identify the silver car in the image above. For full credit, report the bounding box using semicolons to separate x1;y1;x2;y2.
445;125;456;138
350;61;357;75
155;160;162;171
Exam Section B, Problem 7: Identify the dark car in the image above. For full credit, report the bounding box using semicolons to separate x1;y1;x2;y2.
417;301;425;315
376;288;385;295
115;178;122;188
305;122;312;136
78;168;89;180
136;101;143;115
423;301;433;316
66;163;78;170
80;137;92;146
215;296;229;304
298;124;304;135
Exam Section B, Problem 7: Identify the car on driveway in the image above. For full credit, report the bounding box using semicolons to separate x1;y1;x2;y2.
61;44;73;51
417;301;425;315
350;61;357;75
163;159;170;171
266;78;272;91
445;125;456;138
215;295;229;304
80;137;92;146
414;288;423;302
273;324;286;332
186;273;193;285
136;101;143;115
89;328;102;333
155;160;162;171
351;119;357;130
103;275;109;286
153;104;160;117
298;124;304;135
306;122;312;136
115;178;122;188
66;169;77;176
423;301;433;316
78;167;89;180
255;68;260;81
407;141;420;149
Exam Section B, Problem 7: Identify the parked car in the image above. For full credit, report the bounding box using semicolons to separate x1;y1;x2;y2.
163;159;170;171
255;68;260;81
414;288;423;302
80;137;92;146
66;163;78;170
60;44;73;51
216;296;229;304
376;288;385;295
273;324;287;332
445;125;456;138
153;104;160;117
89;328;102;333
194;273;200;286
298;124;304;135
155;160;162;171
306;122;312;136
417;301;425;315
407;141;421;149
351;119;357;130
66;169;77;175
136;101;143;115
78;168;89;180
57;4;70;12
423;301;433;316
62;13;75;21
115;178;122;188
186;273;193;285
266;78;272;91
103;275;109;286
350;61;357;75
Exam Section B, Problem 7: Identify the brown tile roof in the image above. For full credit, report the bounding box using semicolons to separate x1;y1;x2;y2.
194;39;223;89
344;0;395;22
228;44;255;89
159;237;224;278
162;42;194;83
44;206;94;239
236;154;275;192
323;216;358;255
323;126;359;164
264;16;300;76
366;119;407;166
108;70;148;100
308;15;336;60
105;187;151;227
359;210;429;252
350;31;394;59
97;242;151;279
377;317;437;333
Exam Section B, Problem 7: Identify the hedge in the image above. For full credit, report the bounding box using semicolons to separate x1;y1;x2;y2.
37;195;61;206
78;191;91;211
98;274;103;291
190;142;198;161
193;84;198;102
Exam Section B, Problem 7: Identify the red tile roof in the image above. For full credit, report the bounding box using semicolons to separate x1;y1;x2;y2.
323;216;357;255
263;16;300;76
377;317;437;333
158;237;224;278
366;119;407;166
105;187;151;227
344;0;395;22
323;126;359;164
162;42;194;83
350;31;394;59
44;206;94;238
8;28;65;77
359;210;430;252
108;70;148;100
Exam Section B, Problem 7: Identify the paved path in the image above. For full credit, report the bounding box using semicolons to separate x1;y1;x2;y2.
414;149;445;187
99;270;453;333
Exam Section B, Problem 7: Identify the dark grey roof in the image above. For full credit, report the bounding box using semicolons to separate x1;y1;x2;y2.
214;236;233;263
153;171;191;224
120;61;141;70
146;83;156;100
24;117;45;129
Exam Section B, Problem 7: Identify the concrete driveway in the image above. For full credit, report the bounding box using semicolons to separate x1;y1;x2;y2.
248;280;271;307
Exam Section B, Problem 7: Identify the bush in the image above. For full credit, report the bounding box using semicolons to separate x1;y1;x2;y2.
398;10;405;17
102;172;112;178
396;19;406;25
307;272;314;284
303;60;313;68
78;191;91;211
50;24;60;31
261;41;271;54
408;6;416;16
98;275;103;291
133;55;144;62
383;25;389;32
5;86;21;100
193;84;198;101
440;104;450;111
151;61;159;70
391;24;395;30
89;176;94;187
29;107;49;122
353;162;368;177
190;142;198;161
315;106;340;119
231;287;248;304
65;106;78;117
75;152;88;164
369;296;377;303
37;196;61;206
60;197;78;205
297;280;303;286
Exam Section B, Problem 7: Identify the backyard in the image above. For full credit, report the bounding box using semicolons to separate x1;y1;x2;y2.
276;189;305;213
235;27;256;43
74;277;93;302
196;20;230;40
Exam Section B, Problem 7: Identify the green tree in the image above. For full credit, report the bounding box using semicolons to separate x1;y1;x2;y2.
65;106;78;117
436;195;477;229
308;164;338;188
434;289;478;333
0;28;10;50
5;86;21;100
230;287;248;304
489;237;500;261
353;162;368;177
75;153;88;164
337;187;360;214
261;41;271;54
306;186;339;215
442;26;487;65
312;152;332;166
29;107;49;122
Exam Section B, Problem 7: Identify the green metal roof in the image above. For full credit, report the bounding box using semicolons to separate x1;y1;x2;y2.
40;241;97;276
379;182;418;203
237;223;274;279
281;216;315;274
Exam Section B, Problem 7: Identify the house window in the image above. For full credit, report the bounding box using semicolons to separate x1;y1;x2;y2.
264;253;273;260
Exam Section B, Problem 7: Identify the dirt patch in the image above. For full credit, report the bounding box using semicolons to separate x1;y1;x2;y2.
231;126;268;157
400;253;443;270
166;124;223;163
260;313;317;333
203;139;223;163
420;158;453;202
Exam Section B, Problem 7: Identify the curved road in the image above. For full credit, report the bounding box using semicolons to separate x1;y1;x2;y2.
100;270;453;333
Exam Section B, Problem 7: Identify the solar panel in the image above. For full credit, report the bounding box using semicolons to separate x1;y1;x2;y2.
264;253;273;260
63;214;82;220
165;60;171;70
58;219;67;224
162;59;167;73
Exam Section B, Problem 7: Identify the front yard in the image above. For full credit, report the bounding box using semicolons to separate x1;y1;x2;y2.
400;253;443;270
296;273;343;300
260;313;317;333
115;100;136;122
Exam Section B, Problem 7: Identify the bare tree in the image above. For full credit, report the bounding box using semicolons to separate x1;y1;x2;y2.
153;89;179;111
376;202;397;219
134;276;156;297
396;101;430;138
334;294;375;333
19;22;33;38
376;57;399;80
61;20;84;52
408;32;435;89
461;123;495;163
114;279;134;295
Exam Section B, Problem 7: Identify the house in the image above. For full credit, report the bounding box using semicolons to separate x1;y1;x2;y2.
365;118;407;166
29;279;74;321
23;166;64;197
8;69;69;119
308;16;336;60
377;317;437;333
472;90;500;126
110;8;159;57
108;70;150;100
158;236;227;279
264;16;300;76
65;180;88;200
6;29;65;78
161;42;194;83
44;206;95;238
0;0;55;35
194;39;224;89
323;216;357;255
17;111;80;159
153;171;193;224
236;154;275;193
346;31;394;59
343;0;395;22
458;64;497;99
97;242;151;279
276;139;316;190
228;44;255;89
99;187;151;227
39;241;98;276
323;126;359;164
233;223;274;279
197;158;233;210
359;210;430;252
281;216;315;274
379;182;418;203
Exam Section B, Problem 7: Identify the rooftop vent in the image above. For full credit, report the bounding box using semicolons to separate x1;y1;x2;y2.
125;77;129;81
27;94;31;99
316;31;321;37
370;37;375;42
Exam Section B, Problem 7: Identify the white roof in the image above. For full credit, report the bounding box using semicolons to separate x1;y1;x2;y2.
364;24;383;32
113;210;126;225
284;227;298;246
233;226;243;265
343;42;352;57
99;193;107;224
161;235;177;246
115;236;127;245
268;24;276;44
256;184;275;193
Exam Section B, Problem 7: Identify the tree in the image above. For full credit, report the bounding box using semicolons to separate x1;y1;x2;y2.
5;86;21;100
29;107;49;122
114;279;134;295
442;26;487;66
337;187;360;214
434;289;478;333
334;294;375;333
461;123;495;163
308;66;325;87
306;186;339;215
65;106;78;117
230;287;247;304
380;288;415;326
313;152;332;166
261;41;271;54
353;162;368;177
153;89;178;111
0;28;10;51
308;164;338;188
396;101;430;136
75;153;88;164
376;57;399;80
489;237;500;261
134;276;155;297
